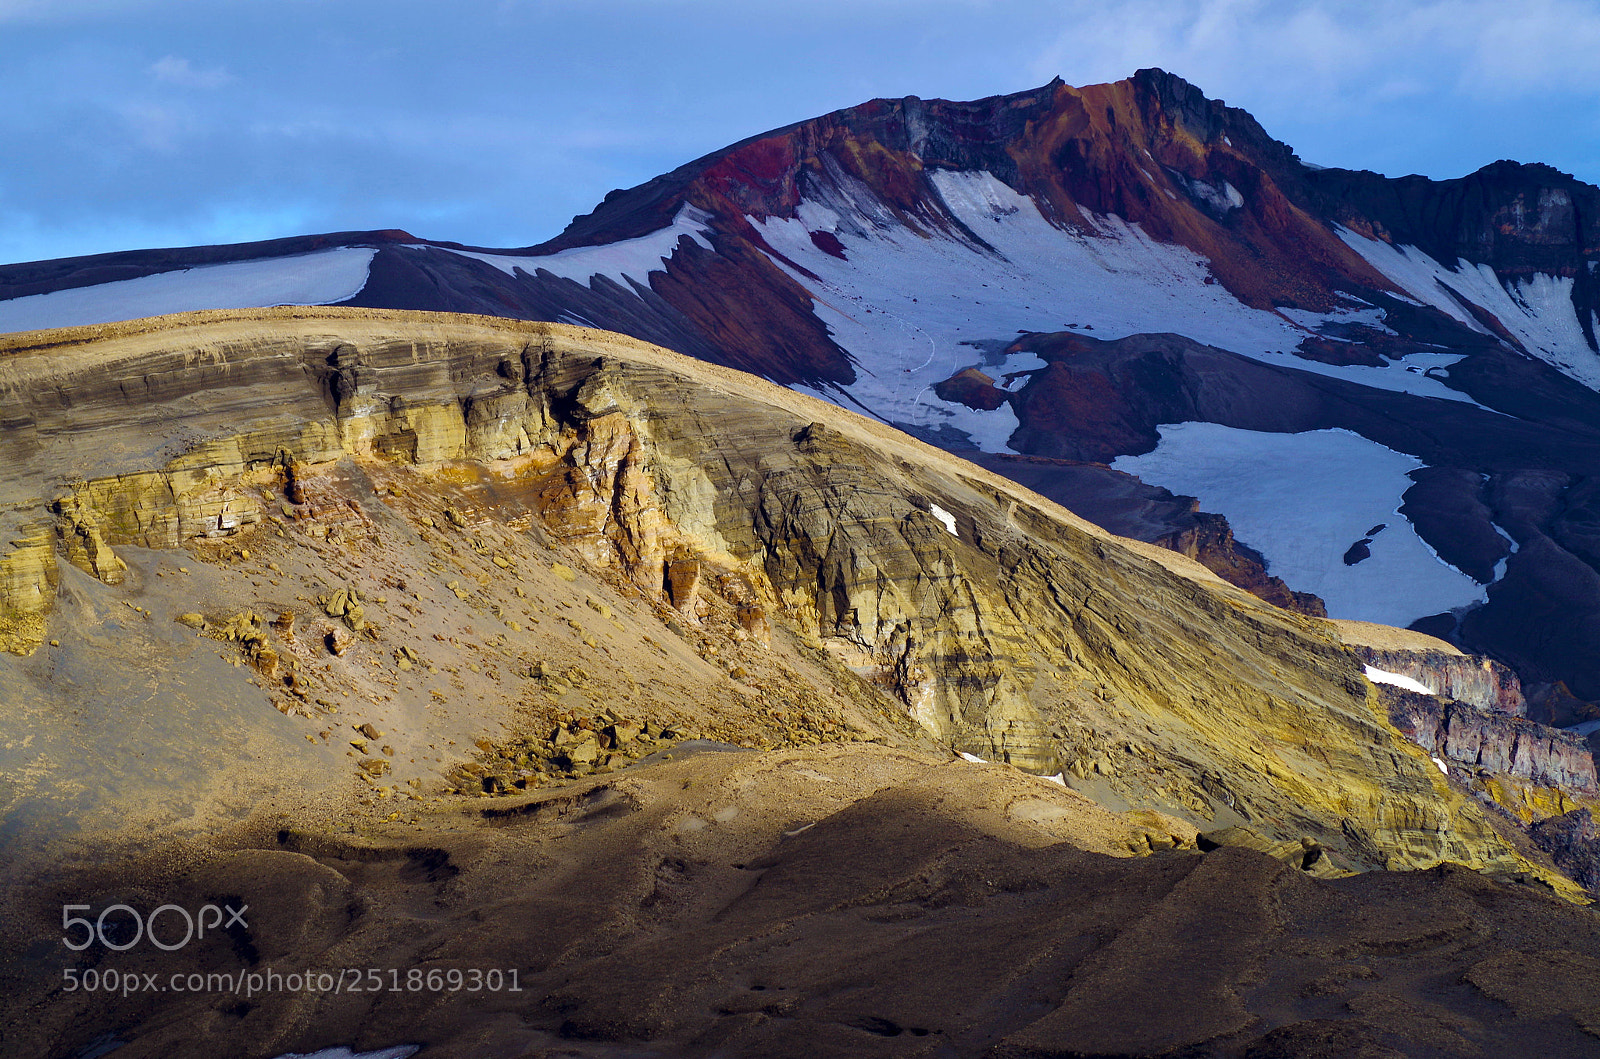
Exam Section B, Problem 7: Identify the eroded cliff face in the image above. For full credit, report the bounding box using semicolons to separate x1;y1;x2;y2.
1386;689;1596;794
0;307;1573;879
1348;642;1527;716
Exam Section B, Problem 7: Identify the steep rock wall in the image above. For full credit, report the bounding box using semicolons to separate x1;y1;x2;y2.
1352;645;1526;716
1385;688;1596;793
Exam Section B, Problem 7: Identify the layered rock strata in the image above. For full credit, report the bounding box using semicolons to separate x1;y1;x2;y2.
0;307;1572;878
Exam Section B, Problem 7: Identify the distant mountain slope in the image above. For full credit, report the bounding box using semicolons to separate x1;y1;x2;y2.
5;69;1600;706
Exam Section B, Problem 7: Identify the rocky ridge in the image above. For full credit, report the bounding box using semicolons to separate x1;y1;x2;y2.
0;307;1592;886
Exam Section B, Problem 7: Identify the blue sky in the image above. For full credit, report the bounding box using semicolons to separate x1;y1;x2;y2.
2;0;1599;265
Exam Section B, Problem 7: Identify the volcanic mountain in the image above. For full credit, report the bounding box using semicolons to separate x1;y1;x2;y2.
5;73;1600;726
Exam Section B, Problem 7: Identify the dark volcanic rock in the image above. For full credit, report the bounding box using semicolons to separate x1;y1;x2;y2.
1529;808;1600;893
1384;686;1596;792
1400;467;1509;585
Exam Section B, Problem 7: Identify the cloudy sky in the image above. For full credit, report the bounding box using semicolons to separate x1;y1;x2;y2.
2;0;1598;265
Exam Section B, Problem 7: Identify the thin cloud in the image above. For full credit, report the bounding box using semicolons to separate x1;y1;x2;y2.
150;55;232;89
1028;0;1600;106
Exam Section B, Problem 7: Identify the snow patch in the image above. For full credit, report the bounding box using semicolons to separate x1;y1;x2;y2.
1188;178;1243;213
424;204;714;289
959;751;988;763
1114;424;1489;627
1278;303;1396;338
0;248;377;334
1336;227;1600;390
1431;756;1450;775
930;503;958;537
1363;664;1438;696
1041;772;1066;786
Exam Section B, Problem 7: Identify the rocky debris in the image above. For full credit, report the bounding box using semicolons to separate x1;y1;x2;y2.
210;610;281;677
325;627;350;657
1383;685;1597;792
174;612;205;629
449;711;677;794
1529;808;1600;894
319;585;366;631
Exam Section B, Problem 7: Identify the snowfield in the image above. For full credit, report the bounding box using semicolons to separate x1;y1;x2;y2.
0;248;377;333
744;168;1482;451
1336;226;1600;391
1113;424;1489;627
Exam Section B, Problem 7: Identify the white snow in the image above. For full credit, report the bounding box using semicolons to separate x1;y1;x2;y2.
748;169;1480;451
930;503;959;537
1566;718;1600;738
1491;519;1519;583
1113;424;1489;627
423;204;714;289
1336;226;1600;390
1431;755;1450;775
1186;177;1243;213
959;751;988;763
1277;302;1396;338
1040;772;1066;786
1364;664;1438;696
0;248;377;334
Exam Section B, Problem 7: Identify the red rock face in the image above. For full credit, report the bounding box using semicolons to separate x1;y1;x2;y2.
933;368;1008;411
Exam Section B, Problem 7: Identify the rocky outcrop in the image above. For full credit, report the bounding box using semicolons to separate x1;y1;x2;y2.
1384;687;1596;793
0;520;57;654
0;306;1553;878
1344;638;1526;715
